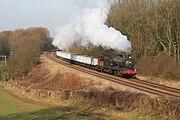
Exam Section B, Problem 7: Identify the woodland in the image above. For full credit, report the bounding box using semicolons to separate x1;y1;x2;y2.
69;0;180;80
0;27;53;80
0;0;179;80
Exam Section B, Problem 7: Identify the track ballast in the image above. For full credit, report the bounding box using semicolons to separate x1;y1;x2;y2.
46;52;180;98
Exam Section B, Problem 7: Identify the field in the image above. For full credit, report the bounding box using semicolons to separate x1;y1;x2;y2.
0;86;154;120
0;87;88;120
1;55;179;120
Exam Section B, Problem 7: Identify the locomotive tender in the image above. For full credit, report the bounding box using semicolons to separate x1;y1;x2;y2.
56;50;137;78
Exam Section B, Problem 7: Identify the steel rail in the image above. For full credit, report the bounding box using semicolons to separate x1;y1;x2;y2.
46;52;180;98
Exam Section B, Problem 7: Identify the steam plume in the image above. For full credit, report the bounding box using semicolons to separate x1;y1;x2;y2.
52;0;131;52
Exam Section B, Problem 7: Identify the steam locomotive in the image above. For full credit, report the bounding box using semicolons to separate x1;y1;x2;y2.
56;50;137;78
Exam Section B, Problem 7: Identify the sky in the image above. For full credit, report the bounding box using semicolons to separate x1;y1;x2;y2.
0;0;131;51
0;0;77;35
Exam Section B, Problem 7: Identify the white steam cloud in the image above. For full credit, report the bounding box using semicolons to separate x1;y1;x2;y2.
52;0;131;52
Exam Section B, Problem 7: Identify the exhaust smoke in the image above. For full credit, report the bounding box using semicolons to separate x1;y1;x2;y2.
52;0;131;52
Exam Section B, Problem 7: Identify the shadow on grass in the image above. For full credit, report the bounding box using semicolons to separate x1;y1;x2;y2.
0;106;107;120
0;107;88;120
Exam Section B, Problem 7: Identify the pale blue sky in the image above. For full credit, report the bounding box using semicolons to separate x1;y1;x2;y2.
0;0;77;35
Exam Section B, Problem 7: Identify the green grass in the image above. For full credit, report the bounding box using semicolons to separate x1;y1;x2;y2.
0;87;88;120
0;85;155;120
122;110;153;120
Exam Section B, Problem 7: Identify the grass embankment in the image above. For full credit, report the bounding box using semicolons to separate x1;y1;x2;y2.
1;55;179;120
2;82;153;120
0;86;88;120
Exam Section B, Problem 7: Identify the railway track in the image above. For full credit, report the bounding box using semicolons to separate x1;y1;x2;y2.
46;52;180;98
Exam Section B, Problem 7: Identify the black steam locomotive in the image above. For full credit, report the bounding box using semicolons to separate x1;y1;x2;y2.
97;55;136;77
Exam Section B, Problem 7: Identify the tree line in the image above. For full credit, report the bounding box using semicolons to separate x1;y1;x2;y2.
106;0;180;80
0;27;54;81
68;0;180;80
1;0;178;80
107;0;179;62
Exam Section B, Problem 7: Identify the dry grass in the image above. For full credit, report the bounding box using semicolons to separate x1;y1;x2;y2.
81;88;180;120
15;55;180;120
137;75;180;89
63;73;83;90
40;72;84;91
20;71;85;92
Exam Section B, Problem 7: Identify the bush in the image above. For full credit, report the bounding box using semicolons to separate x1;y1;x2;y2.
82;88;180;120
0;64;8;81
136;52;180;80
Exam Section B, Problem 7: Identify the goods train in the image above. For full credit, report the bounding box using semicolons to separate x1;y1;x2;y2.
56;50;137;78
